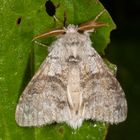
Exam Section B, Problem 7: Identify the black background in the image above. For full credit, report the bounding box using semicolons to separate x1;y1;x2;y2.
100;0;140;140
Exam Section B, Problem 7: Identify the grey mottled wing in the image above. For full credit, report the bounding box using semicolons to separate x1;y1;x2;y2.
15;53;69;126
81;47;127;124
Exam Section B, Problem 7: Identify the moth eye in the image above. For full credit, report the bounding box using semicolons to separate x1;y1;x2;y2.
78;30;84;34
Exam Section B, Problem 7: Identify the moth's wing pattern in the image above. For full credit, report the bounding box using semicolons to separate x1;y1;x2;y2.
81;46;127;124
15;46;69;126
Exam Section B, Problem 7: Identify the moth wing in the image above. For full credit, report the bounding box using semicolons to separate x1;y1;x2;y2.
82;47;127;123
15;53;69;126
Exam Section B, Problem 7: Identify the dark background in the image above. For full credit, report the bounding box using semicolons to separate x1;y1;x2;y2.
100;0;140;140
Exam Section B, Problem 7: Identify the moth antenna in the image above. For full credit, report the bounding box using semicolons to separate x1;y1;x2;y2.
94;9;106;21
78;9;108;31
32;28;65;41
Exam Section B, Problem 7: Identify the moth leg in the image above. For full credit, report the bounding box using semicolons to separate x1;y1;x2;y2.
53;2;61;23
78;9;107;31
53;15;60;23
63;11;67;27
33;40;48;48
52;2;60;21
53;11;67;27
45;0;60;23
45;0;66;27
94;9;106;21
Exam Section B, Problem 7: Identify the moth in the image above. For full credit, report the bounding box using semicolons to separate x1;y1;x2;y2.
15;10;127;129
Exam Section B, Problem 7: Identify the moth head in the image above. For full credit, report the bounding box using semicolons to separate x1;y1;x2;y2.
64;25;78;33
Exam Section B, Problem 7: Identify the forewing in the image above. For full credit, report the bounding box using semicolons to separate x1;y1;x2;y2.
15;53;69;126
81;47;127;124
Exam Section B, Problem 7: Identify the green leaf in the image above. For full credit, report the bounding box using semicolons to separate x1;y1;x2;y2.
0;0;116;140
